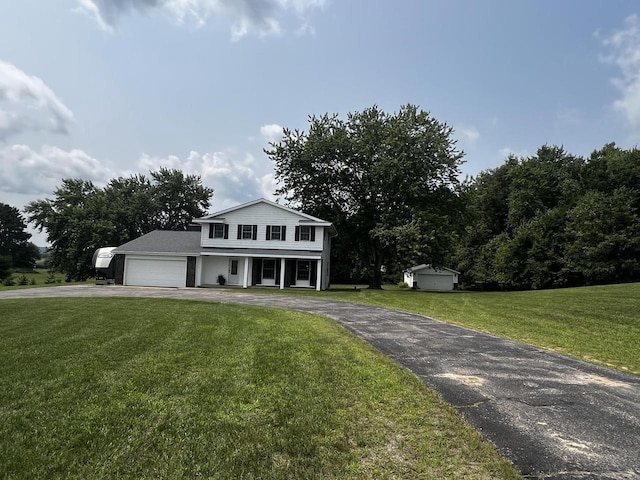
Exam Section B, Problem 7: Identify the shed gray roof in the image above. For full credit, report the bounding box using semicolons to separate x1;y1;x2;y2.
405;264;460;274
114;230;202;255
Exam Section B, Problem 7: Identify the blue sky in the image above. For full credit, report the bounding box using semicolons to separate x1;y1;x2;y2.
2;1;640;245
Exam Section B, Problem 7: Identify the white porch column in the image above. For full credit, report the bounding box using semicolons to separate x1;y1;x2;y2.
243;256;250;288
316;259;322;291
280;258;286;290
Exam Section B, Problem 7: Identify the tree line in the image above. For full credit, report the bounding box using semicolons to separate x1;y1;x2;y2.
455;143;640;290
0;203;40;278
25;168;212;281
4;104;639;290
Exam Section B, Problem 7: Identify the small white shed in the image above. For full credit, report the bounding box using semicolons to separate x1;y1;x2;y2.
403;264;459;291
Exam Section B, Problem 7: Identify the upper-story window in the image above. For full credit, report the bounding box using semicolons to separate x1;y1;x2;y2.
295;225;316;241
209;223;228;239
237;224;258;240
266;225;287;241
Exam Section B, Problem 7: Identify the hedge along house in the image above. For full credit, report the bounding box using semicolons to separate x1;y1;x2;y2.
113;198;337;290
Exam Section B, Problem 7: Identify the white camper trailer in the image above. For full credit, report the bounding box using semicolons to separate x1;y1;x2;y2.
92;247;117;283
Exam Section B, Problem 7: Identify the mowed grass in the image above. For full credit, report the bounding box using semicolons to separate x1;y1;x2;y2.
0;298;520;480
267;283;640;375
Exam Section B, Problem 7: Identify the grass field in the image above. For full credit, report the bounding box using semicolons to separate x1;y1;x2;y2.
252;283;640;375
0;298;521;480
0;270;94;289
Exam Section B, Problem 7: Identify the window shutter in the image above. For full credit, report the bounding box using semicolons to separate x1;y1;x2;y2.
252;225;258;240
237;225;242;239
266;225;271;240
310;227;316;242
281;225;286;241
295;226;300;241
208;224;214;238
224;224;229;239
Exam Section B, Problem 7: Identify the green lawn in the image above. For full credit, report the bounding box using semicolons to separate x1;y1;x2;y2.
261;283;640;375
0;298;520;480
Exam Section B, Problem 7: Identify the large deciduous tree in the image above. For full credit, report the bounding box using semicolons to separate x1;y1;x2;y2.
0;203;40;275
267;104;464;288
26;168;213;280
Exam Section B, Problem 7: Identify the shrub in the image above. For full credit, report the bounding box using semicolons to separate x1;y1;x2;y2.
30;278;36;285
44;270;57;284
18;275;28;286
398;281;410;289
2;276;15;287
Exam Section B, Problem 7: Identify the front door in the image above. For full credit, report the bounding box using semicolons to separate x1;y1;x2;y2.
261;259;277;286
228;258;239;285
296;260;311;287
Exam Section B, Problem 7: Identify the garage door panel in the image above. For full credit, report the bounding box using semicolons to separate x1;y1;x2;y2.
125;258;187;288
416;274;452;291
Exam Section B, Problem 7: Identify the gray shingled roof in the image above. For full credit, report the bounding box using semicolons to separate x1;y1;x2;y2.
114;230;324;258
114;230;202;255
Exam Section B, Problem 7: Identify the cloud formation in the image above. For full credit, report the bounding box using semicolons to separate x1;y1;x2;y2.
0;144;115;195
77;0;326;39
601;14;640;137
137;149;276;209
259;123;284;143
457;125;480;145
0;60;74;141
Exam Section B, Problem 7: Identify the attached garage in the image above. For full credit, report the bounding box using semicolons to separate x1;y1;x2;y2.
124;256;187;288
404;264;459;291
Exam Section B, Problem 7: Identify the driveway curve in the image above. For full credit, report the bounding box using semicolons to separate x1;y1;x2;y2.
2;285;639;480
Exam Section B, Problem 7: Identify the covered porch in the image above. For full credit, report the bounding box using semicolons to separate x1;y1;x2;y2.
198;249;325;291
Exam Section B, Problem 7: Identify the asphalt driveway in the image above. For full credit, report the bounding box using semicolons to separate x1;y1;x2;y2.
1;285;639;480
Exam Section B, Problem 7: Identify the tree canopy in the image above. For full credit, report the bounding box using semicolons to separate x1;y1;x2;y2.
267;104;465;288
26;168;213;280
0;203;40;276
455;143;640;290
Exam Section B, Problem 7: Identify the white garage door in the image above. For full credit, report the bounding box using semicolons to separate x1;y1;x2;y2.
125;257;187;288
416;273;453;291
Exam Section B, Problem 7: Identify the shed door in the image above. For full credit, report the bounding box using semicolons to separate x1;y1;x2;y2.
416;273;453;291
125;257;187;288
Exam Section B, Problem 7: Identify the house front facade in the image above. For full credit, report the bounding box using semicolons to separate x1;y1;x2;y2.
113;198;337;290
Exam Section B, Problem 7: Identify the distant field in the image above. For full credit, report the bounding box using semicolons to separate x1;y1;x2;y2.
255;283;640;375
0;270;94;289
0;298;520;480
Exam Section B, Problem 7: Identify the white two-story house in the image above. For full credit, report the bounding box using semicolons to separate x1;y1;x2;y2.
113;198;337;290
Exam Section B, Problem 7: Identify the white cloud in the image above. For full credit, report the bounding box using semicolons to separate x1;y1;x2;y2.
259;123;284;143
0;60;74;141
0;144;115;195
77;0;326;39
600;14;640;138
457;125;480;145
137;149;276;209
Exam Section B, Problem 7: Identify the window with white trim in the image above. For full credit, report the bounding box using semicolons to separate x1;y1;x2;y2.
299;226;311;241
213;224;224;238
237;224;257;240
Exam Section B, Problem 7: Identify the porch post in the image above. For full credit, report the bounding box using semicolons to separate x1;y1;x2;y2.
280;258;286;289
316;259;322;291
243;256;250;288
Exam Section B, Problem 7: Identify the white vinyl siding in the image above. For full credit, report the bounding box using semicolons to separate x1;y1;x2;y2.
200;202;325;251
